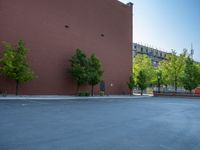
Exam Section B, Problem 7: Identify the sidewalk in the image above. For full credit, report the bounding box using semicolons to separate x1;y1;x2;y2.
0;95;152;100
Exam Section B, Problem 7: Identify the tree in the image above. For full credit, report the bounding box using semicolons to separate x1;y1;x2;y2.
69;49;88;92
181;57;200;93
133;54;156;86
127;75;136;95
159;50;186;92
137;70;147;95
0;40;34;95
156;69;163;93
87;54;103;96
69;49;103;95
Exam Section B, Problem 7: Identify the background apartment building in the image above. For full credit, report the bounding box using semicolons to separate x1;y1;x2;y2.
133;43;169;67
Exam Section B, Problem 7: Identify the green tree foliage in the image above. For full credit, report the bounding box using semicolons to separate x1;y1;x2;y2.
181;57;200;93
136;70;147;95
69;49;88;92
197;63;200;87
133;54;156;86
127;75;136;95
159;50;186;92
0;40;34;95
69;49;103;95
158;61;170;87
87;54;103;96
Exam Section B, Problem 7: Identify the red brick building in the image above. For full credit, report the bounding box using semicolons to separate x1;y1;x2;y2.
0;0;133;95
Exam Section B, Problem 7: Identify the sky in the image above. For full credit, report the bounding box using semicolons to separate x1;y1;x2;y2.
118;0;200;61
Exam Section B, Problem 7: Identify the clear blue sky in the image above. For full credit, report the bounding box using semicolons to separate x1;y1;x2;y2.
118;0;200;61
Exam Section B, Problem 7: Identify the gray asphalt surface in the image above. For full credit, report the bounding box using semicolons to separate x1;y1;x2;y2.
0;97;200;150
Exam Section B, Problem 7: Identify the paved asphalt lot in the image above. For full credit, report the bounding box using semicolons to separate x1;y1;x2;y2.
0;97;200;150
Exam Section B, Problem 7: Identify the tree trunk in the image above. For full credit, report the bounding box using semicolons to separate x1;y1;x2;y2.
16;80;19;95
174;76;177;93
141;90;143;96
130;89;132;96
158;80;161;93
76;84;80;93
91;85;94;96
175;84;177;93
165;85;168;91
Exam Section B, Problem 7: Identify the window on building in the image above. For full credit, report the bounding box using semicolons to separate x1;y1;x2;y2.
146;49;148;53
156;51;158;55
141;47;143;52
134;45;137;49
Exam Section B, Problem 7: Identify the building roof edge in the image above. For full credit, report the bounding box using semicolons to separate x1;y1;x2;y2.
116;0;134;7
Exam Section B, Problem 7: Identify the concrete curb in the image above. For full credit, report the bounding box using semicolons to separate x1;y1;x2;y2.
0;95;152;100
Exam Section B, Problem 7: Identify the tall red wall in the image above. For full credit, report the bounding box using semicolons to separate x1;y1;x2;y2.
0;0;132;95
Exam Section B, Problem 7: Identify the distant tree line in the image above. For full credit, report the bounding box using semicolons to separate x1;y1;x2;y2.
128;50;200;95
3;40;198;96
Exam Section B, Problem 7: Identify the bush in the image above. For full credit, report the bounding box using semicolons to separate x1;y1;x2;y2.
99;91;104;96
77;91;90;96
